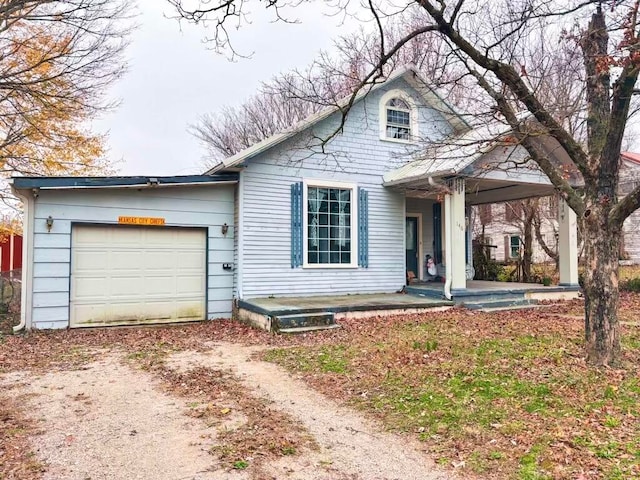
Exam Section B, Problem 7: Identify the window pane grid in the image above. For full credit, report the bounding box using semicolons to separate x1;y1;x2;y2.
385;98;411;140
387;109;410;126
307;186;352;265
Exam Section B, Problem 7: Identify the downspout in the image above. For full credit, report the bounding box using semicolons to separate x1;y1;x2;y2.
12;188;34;332
443;193;453;300
236;173;244;300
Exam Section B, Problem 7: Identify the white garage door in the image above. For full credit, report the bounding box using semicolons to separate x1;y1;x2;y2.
70;225;206;328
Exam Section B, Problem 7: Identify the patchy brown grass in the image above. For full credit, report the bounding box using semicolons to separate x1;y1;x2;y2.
619;265;640;282
2;294;640;479
264;308;640;480
0;391;45;479
0;321;322;477
0;317;369;376
124;344;318;473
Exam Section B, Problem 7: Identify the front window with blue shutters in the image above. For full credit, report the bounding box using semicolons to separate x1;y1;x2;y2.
307;186;352;265
290;180;368;268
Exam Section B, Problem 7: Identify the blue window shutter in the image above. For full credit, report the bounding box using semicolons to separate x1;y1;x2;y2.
433;203;442;264
358;187;369;268
290;182;303;268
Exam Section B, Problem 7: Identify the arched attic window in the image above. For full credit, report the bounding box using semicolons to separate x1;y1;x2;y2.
380;91;417;142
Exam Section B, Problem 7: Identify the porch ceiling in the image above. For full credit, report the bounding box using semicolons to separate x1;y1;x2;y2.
465;178;556;205
404;178;556;205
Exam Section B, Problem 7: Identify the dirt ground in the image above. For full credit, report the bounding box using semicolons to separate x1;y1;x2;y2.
1;339;456;480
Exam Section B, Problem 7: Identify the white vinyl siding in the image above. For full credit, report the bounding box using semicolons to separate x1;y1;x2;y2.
70;225;206;328
238;78;452;298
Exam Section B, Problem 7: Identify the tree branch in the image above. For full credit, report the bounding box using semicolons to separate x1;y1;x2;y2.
417;0;594;184
611;182;640;224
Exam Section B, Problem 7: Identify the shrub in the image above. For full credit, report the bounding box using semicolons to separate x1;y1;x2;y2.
621;277;640;292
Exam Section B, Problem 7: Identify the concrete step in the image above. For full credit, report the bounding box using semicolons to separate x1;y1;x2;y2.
463;298;538;310
273;311;336;331
278;324;342;334
478;303;558;313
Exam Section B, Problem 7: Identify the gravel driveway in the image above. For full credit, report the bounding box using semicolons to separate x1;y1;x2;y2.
2;341;457;480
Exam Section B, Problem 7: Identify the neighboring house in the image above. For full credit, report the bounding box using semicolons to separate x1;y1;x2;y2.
475;152;640;264
0;232;22;272
11;65;581;330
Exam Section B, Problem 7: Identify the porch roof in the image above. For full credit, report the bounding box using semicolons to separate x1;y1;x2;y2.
383;113;579;202
383;114;525;186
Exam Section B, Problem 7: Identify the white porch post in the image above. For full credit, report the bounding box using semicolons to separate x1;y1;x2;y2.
445;178;467;292
558;197;579;286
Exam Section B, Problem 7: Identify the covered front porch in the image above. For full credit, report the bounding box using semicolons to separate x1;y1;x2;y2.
385;117;582;300
236;279;580;333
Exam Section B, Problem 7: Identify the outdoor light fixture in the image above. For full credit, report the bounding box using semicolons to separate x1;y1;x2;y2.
46;216;54;232
221;223;229;235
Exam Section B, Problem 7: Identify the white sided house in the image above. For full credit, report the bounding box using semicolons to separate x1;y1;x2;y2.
474;152;640;265
14;66;581;331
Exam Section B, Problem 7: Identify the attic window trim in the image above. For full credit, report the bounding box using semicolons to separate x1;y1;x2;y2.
379;89;419;144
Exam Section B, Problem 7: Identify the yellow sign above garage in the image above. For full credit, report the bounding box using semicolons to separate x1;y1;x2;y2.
118;216;165;226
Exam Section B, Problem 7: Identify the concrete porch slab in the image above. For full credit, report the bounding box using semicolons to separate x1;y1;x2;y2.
239;293;453;316
406;280;581;301
237;293;454;332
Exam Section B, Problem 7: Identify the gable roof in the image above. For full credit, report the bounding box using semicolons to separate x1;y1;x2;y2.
206;65;470;174
621;151;640;165
383;113;531;186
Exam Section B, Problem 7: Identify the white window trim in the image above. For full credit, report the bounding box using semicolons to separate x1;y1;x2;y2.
302;178;358;269
509;234;521;258
379;89;419;144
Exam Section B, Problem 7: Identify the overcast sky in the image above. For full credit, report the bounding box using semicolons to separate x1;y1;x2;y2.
98;0;361;176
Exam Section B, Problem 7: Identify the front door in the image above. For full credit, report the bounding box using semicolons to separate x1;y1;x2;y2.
406;217;419;279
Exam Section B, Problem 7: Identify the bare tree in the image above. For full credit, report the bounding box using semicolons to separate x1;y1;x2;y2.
192;10;473;164
170;0;640;367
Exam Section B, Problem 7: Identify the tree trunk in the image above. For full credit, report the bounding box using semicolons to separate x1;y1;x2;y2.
583;209;621;366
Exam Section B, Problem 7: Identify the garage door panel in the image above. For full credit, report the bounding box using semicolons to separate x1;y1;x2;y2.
176;276;205;294
111;302;172;320
177;251;206;269
142;277;177;296
143;249;178;270
110;228;144;244
73;277;110;299
111;251;147;269
73;304;108;325
70;225;207;327
173;300;205;319
73;227;109;244
110;276;148;296
73;250;110;271
176;229;207;245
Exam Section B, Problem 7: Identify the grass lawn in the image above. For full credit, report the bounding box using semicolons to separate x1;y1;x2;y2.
264;300;640;480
